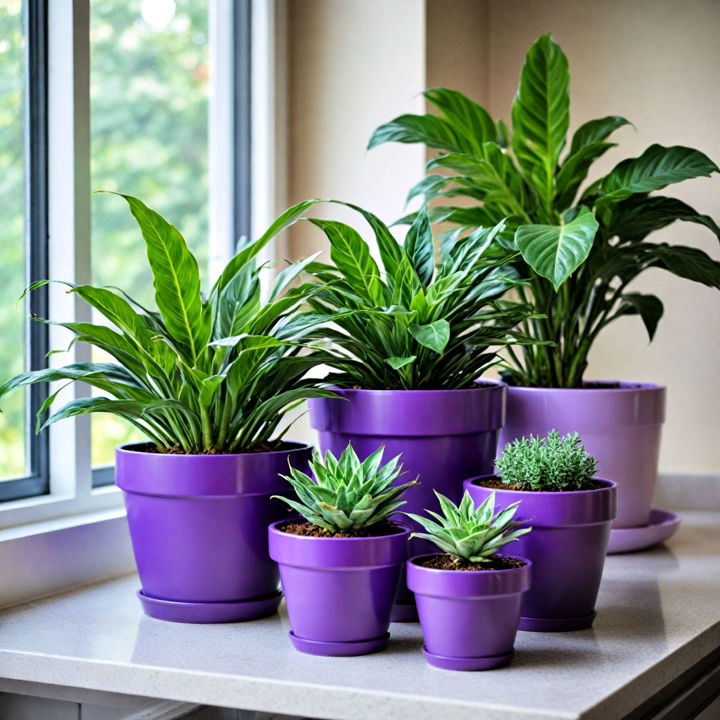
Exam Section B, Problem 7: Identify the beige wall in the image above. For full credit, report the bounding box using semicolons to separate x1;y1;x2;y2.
286;0;720;474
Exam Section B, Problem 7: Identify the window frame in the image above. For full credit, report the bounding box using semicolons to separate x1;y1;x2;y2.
0;0;50;503
0;0;277;533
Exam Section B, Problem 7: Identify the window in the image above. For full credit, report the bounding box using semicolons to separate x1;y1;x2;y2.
89;0;212;482
0;0;255;517
0;0;49;502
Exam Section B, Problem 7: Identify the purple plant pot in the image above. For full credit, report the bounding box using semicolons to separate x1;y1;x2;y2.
115;441;312;623
268;520;410;656
407;554;531;671
464;476;617;632
308;383;506;620
500;382;665;528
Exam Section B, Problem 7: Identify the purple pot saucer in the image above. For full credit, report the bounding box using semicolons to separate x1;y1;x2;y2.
519;611;596;633
137;589;282;623
289;631;389;657
422;647;514;671
607;509;681;555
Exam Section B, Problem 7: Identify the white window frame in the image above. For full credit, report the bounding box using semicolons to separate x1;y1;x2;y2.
0;0;287;605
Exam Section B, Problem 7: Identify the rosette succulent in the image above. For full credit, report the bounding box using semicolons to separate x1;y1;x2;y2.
496;430;598;492
407;490;531;564
274;444;416;533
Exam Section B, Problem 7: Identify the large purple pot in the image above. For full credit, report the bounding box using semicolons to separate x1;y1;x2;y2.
500;383;665;528
464;476;617;631
407;554;531;671
308;383;506;620
115;442;312;623
268;521;410;656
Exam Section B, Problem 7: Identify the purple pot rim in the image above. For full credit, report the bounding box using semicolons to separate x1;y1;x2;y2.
465;476;617;497
116;440;313;459
269;518;412;544
408;553;531;575
319;380;506;397
506;380;665;394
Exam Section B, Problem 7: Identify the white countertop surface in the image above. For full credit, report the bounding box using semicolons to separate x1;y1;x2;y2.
0;510;718;720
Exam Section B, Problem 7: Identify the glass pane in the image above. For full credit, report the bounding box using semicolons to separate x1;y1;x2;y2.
89;0;210;465
0;1;27;480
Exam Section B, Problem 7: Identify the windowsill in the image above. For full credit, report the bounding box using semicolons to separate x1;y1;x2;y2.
0;507;717;719
0;502;134;609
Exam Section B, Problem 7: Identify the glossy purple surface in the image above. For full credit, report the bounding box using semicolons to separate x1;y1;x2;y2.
308;384;507;617
500;382;665;528
116;442;312;621
407;554;530;670
464;476;617;631
268;521;410;656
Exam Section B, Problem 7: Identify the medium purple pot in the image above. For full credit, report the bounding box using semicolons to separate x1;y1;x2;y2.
464;476;617;631
308;383;506;620
268;520;410;656
115;442;312;623
500;383;665;528
407;554;531;671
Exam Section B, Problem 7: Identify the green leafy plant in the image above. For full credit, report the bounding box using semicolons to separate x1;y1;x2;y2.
273;444;415;532
303;200;538;389
369;34;720;388
496;430;598;492
0;194;336;454
406;490;531;565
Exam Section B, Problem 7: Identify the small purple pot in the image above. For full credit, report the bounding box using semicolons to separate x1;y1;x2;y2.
500;382;665;528
308;383;506;620
407;554;531;671
464;476;617;632
115;442;312;623
268;520;410;656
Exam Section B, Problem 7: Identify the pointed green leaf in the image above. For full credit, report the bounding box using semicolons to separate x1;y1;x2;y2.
515;207;599;289
409;319;450;355
598;144;719;205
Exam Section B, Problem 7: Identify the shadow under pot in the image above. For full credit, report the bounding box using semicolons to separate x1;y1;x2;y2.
115;441;312;623
268;520;410;656
308;382;506;622
464;476;617;632
500;382;664;529
407;554;531;671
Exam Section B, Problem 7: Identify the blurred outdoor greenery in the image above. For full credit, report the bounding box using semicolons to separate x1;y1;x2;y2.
0;0;210;478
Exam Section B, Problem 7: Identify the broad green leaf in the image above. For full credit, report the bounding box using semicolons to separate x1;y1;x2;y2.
598;144;719;204
515;207;599;289
410;320;450;354
609;195;720;242
39;397;144;431
511;34;570;211
569;116;632;154
555;141;615;209
405;174;454;206
111;193;209;363
309;219;384;304
646;244;720;289
325;200;403;278
423;87;496;155
385;356;416;370
616;293;664;341
367;113;464;153
403;206;435;287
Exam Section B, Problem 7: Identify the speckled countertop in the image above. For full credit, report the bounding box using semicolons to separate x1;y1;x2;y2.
0;510;718;720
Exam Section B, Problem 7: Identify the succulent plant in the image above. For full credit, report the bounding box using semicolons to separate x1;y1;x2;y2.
406;490;530;564
496;429;598;492
273;444;416;533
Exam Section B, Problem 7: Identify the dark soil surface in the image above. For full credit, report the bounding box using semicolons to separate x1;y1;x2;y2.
475;476;602;492
280;521;403;538
417;554;526;572
131;441;290;455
